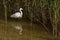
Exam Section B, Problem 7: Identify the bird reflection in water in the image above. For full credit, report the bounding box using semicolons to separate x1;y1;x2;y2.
12;24;23;35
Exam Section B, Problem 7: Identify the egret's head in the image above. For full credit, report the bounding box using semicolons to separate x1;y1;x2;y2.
19;8;23;11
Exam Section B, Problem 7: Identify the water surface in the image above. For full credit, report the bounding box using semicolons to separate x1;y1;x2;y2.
0;20;53;40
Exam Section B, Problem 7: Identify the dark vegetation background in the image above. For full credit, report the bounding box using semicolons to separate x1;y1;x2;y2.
0;0;60;39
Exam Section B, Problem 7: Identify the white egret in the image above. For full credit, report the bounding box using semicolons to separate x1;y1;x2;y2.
10;8;23;18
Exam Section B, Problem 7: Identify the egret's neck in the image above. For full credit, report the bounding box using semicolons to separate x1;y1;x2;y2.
20;10;23;15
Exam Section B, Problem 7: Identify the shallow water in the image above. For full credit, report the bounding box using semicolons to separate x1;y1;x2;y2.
0;20;53;40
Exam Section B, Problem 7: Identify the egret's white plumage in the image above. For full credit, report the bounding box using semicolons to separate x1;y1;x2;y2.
10;8;23;18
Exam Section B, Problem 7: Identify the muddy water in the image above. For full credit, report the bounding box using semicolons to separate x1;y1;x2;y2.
0;20;53;40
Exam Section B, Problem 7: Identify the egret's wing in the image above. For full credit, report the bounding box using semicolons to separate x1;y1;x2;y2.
14;12;22;18
10;12;20;18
